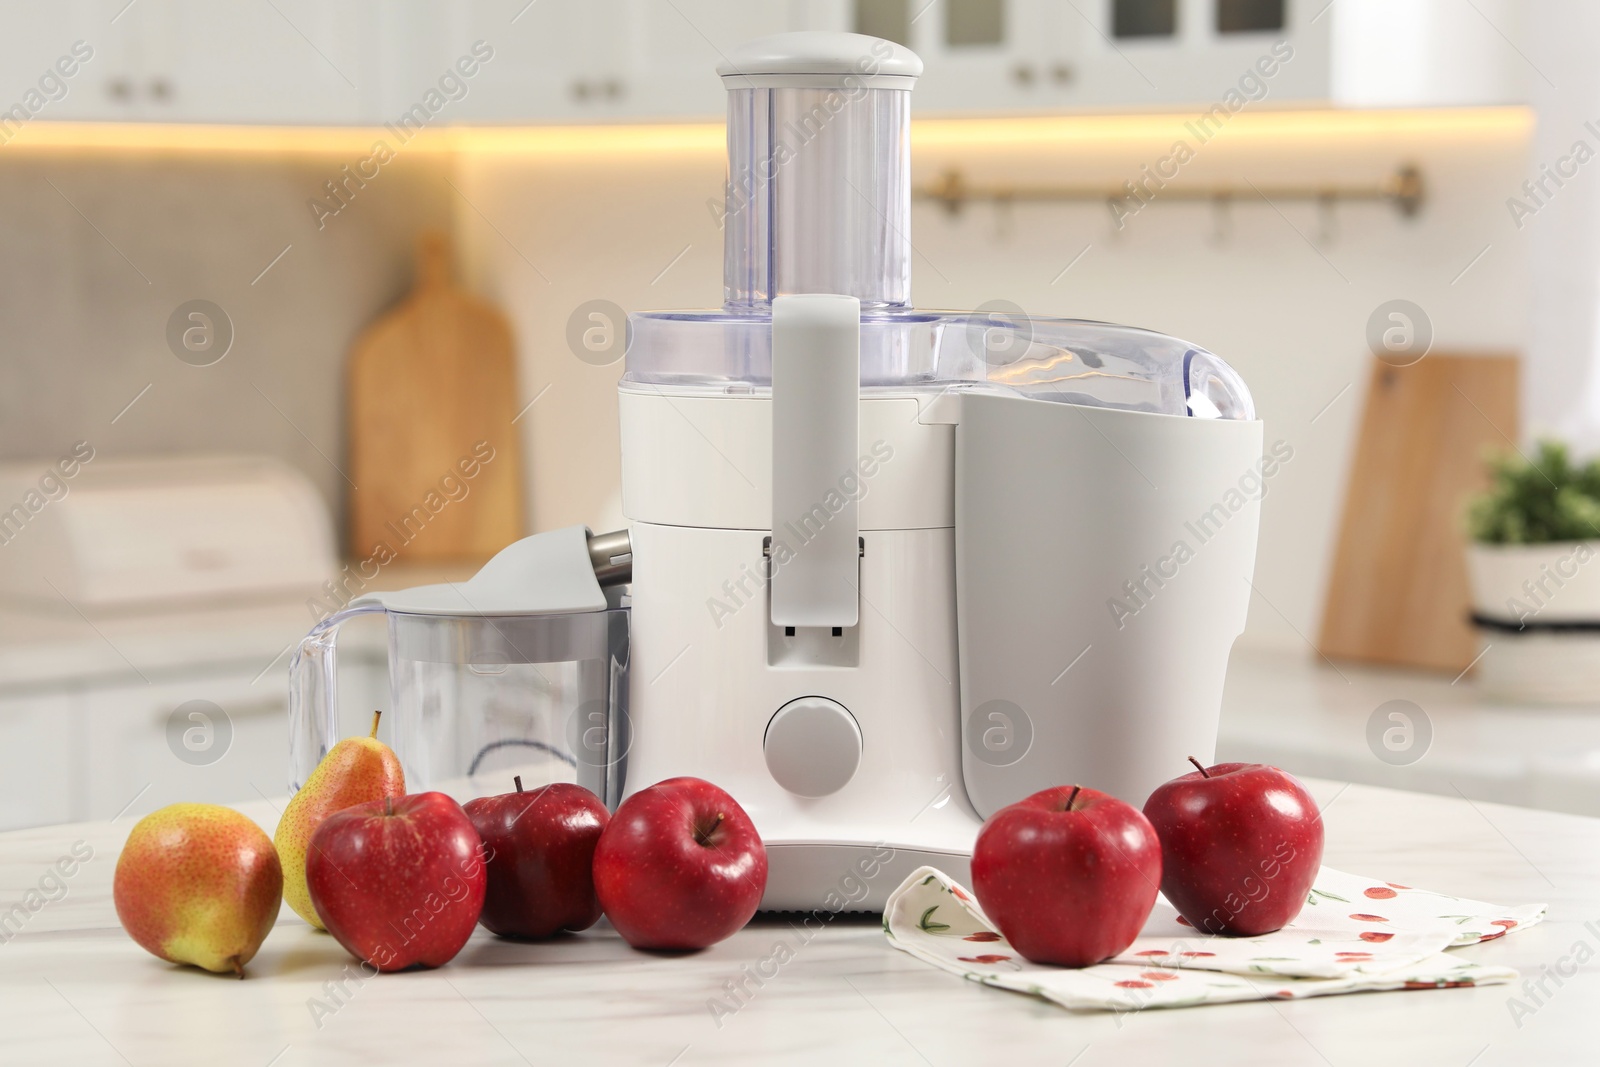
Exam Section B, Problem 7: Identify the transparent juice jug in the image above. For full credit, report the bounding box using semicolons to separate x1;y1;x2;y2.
287;526;632;805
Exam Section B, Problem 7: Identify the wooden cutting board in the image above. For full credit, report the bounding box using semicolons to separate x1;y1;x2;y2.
1318;353;1519;672
346;231;524;563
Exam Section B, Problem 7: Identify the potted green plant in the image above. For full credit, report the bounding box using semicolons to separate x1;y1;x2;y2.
1465;440;1600;701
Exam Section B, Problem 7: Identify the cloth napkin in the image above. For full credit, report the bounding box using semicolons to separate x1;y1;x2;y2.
883;866;1546;1012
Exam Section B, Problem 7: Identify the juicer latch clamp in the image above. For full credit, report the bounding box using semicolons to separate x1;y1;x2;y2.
587;528;633;586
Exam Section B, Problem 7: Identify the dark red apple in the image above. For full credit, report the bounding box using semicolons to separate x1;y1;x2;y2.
463;777;609;939
1142;758;1324;936
970;784;1162;967
592;777;766;951
306;792;486;972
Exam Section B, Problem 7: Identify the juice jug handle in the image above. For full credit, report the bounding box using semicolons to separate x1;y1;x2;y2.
288;602;387;792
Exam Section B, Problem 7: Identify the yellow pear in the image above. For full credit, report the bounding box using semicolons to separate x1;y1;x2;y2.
114;804;281;977
275;711;405;928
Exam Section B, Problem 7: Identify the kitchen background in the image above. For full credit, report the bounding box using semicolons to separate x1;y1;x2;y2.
3;0;1596;830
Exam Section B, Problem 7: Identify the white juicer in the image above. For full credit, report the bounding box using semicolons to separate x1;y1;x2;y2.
616;32;1262;910
287;31;1263;915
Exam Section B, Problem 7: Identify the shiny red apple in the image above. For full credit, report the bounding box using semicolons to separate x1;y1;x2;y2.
970;784;1162;967
593;777;766;950
463;777;609;939
1142;758;1324;936
306;792;486;972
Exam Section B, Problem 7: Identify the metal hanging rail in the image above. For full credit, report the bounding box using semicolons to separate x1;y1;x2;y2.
915;163;1425;219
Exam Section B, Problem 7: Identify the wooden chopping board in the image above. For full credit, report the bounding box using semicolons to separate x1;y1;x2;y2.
1318;353;1519;672
346;231;524;562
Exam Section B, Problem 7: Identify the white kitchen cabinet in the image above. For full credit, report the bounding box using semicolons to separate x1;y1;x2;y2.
425;0;796;122
1036;0;1330;111
840;0;1524;112
13;0;381;124
1075;0;1527;109
0;3;137;123
626;0;798;115
130;0;375;124
0;692;80;831
0;0;1527;129
893;1;1070;114
1326;0;1525;107
421;1;628;123
78;651;388;825
83;675;290;824
836;0;1266;112
0;637;386;831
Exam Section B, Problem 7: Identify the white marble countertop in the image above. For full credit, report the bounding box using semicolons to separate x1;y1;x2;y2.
1;778;1594;1066
1219;645;1600;817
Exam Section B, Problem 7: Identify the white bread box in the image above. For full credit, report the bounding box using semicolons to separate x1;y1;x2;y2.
0;452;336;609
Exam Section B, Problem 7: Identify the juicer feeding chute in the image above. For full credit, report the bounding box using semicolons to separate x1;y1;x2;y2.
720;32;919;310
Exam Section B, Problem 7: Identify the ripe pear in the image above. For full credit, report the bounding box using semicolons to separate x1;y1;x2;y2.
275;710;404;928
114;803;282;977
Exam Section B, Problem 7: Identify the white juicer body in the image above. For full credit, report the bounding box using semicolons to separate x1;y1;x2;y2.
614;31;1264;911
620;387;980;910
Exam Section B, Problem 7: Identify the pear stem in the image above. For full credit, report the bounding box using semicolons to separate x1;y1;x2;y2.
1064;784;1082;812
229;956;244;979
1188;756;1210;778
369;710;382;739
514;775;523;793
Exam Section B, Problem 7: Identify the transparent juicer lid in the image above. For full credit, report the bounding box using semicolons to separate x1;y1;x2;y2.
624;32;1254;421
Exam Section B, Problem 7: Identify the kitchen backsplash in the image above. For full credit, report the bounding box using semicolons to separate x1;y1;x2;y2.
0;148;454;536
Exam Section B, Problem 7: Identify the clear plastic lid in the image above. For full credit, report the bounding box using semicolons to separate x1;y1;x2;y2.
625;309;1254;419
624;33;1255;421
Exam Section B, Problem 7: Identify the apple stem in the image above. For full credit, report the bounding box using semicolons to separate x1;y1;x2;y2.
384;796;394;817
695;812;725;846
1188;756;1210;779
369;710;382;739
1065;784;1081;812
514;775;524;793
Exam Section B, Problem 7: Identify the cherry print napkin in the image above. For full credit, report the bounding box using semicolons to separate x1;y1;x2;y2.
883;866;1545;1012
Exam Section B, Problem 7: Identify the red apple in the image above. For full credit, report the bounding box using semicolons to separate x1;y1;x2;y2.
306;792;486;972
463;777;609;939
592;777;766;950
1142;758;1324;936
970;784;1161;967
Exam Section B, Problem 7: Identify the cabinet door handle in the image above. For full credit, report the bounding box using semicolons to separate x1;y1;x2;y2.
1051;63;1075;86
571;79;592;102
151;697;284;728
1011;63;1035;87
602;78;624;101
147;77;172;102
107;77;133;101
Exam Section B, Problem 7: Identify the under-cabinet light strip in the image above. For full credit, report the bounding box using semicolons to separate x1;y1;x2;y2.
0;107;1529;157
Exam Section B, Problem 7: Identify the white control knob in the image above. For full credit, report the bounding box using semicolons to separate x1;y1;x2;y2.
764;697;862;798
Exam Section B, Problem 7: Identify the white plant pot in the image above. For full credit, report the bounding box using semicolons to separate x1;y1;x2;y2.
1466;541;1600;703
